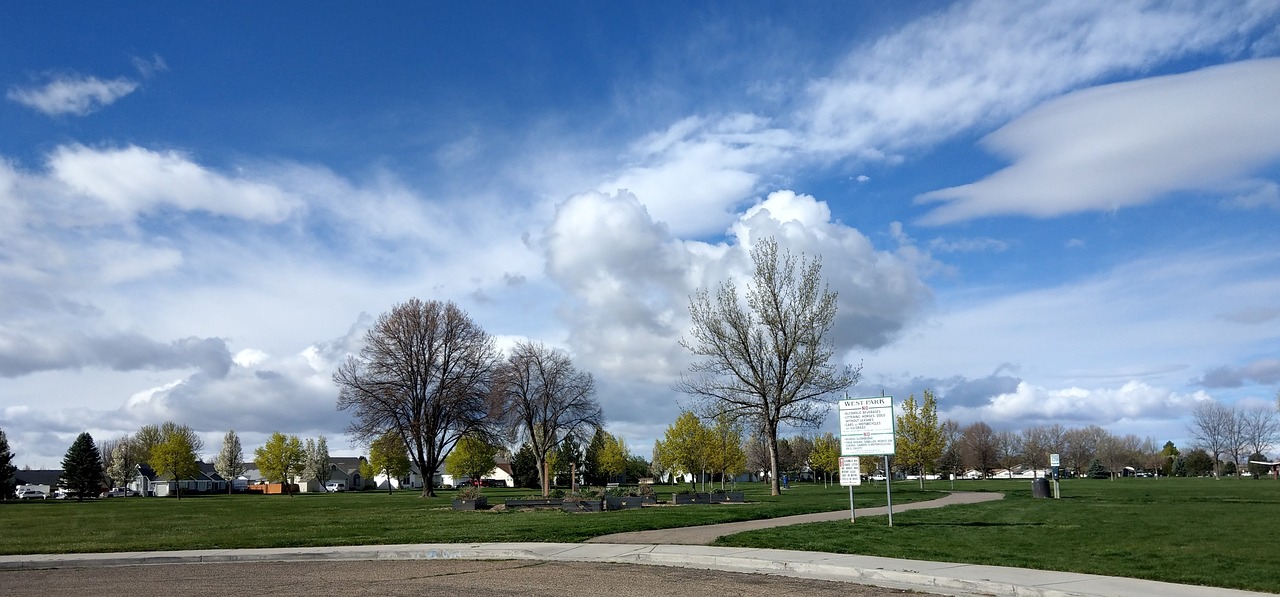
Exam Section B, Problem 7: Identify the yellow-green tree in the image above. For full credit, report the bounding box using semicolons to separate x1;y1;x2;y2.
810;432;840;486
369;431;412;494
707;414;746;489
895;390;944;488
599;432;630;483
445;433;499;488
149;423;202;500
660;411;712;490
254;432;305;496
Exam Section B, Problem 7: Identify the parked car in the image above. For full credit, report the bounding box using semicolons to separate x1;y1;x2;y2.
480;479;506;488
100;488;135;498
325;481;346;492
19;489;47;500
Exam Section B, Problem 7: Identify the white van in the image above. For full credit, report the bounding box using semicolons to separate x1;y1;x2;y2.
325;481;346;492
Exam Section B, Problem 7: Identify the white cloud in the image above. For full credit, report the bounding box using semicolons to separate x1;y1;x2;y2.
927;236;1009;254
49;144;302;223
917;59;1280;223
7;74;139;116
802;2;1279;155
544;188;934;387
947;380;1210;426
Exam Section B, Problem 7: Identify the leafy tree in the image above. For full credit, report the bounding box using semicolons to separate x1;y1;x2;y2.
810;432;840;486
511;442;540;489
134;424;163;461
582;428;608;486
0;428;18;500
659;411;712;490
625;455;650;482
707;414;747;488
1223;460;1238;476
149;423;203;499
895;390;944;488
650;439;671;483
60;432;105;501
254;432;305;496
1160;441;1180;477
215;430;245;494
335;298;498;497
446;433;499;487
106;442;136;491
677;237;860;495
369;431;412;494
1184;448;1214;477
1247;452;1270;479
358;460;377;489
302;436;331;492
493;340;603;497
598;432;630;483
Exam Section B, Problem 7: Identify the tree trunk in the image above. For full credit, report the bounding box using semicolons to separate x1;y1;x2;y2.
766;430;781;496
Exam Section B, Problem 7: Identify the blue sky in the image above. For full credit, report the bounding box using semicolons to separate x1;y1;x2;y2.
2;2;1279;467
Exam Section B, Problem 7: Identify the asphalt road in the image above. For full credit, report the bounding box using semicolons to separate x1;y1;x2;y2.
1;559;918;596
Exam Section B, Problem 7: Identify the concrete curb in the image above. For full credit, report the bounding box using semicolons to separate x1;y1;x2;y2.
0;543;1267;597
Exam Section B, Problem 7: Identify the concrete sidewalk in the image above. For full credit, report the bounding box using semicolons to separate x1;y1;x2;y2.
0;542;1266;597
589;490;1003;544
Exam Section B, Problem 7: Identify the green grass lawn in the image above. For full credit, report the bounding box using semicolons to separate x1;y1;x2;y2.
0;482;935;555
714;477;1280;593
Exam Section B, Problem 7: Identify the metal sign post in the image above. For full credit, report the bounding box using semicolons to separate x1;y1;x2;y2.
838;395;895;527
1050;453;1061;499
839;456;861;522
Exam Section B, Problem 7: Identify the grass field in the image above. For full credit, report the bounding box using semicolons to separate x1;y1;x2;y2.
715;477;1280;593
0;482;934;555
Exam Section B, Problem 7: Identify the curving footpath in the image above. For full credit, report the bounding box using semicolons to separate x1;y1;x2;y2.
589;490;1002;545
0;492;1268;597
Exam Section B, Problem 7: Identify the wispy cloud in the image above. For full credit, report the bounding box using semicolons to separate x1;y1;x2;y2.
7;74;139;116
916;59;1280;223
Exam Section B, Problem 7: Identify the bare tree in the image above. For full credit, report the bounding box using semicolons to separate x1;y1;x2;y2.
994;430;1022;478
1020;426;1050;476
961;422;998;478
334;298;498;497
1240;404;1280;458
1189;401;1234;478
492;341;603;497
1063;425;1107;477
678;237;859;495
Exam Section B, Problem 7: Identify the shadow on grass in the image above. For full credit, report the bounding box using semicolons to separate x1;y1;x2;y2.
895;521;1047;528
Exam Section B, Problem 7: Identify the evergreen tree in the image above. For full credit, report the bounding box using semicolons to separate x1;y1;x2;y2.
0;428;17;500
511;442;540;488
1086;459;1108;479
60;432;105;501
554;435;583;486
583;428;608;486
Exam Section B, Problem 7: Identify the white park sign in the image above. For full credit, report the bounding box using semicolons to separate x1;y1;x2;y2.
839;396;896;456
839;456;862;486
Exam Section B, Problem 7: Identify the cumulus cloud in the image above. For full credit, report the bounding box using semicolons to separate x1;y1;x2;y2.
949;380;1209;426
544;188;934;387
7;73;139;116
1195;358;1280;388
917;59;1280;223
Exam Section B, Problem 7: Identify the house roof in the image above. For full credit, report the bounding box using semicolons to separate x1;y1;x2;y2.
15;469;62;486
330;457;365;475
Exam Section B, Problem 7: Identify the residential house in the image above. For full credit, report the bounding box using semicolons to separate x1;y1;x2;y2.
438;456;515;488
15;470;63;496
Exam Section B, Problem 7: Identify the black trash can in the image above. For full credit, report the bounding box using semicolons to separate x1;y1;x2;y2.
1031;477;1050;499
